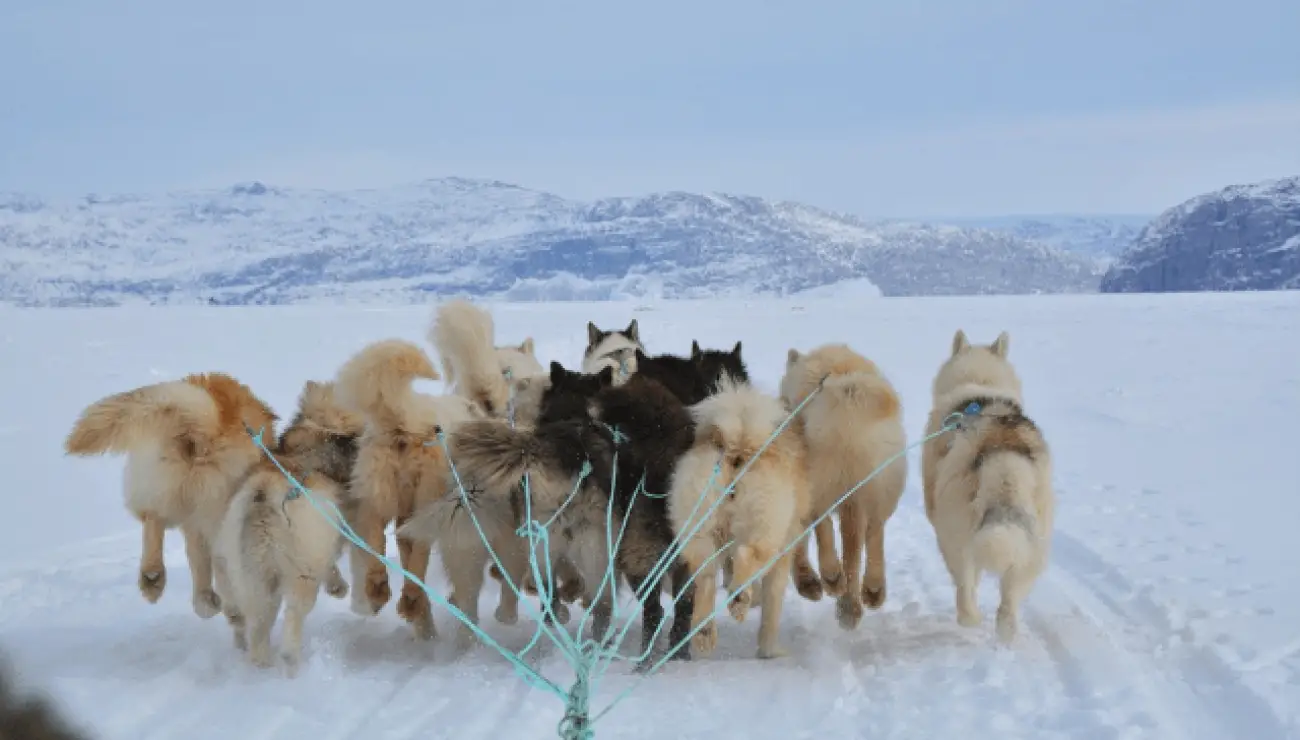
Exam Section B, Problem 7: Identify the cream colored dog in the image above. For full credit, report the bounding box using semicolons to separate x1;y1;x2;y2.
430;299;543;419
668;377;811;659
214;459;343;677
780;343;907;630
63;373;278;617
921;330;1055;643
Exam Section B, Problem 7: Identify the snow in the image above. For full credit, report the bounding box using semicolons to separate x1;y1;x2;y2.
1;291;1297;739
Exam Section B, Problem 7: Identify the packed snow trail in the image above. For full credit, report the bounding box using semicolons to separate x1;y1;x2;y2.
0;293;1296;738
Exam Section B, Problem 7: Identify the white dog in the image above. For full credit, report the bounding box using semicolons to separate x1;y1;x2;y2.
921;330;1055;643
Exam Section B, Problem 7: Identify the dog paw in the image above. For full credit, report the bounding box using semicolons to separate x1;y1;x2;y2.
836;596;863;630
364;575;391;611
494;603;519;625
138;568;166;603
396;590;429;622
757;642;788;660
728;590;752;623
324;569;349;599
249;647;274;669
957;608;983;628
692;623;718;656
559;577;584;604
821;568;846;597
192;589;221;619
546;601;571;625
280;652;301;679
455;624;478;651
794;571;824;601
862;579;887;609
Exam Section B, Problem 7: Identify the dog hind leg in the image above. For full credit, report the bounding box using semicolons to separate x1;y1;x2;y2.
756;549;791;659
138;512;167;603
834;500;865;630
182;524;221;618
280;575;321;678
790;531;824;601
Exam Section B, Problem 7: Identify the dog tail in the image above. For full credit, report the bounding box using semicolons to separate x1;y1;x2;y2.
971;454;1038;577
335;339;440;430
397;418;534;548
64;380;220;456
429;299;509;415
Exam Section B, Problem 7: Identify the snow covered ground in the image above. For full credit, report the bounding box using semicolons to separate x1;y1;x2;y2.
0;291;1297;739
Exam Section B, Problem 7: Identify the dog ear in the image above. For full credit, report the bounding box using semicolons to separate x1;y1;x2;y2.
951;329;970;357
990;331;1010;359
731;340;742;357
597;366;614;386
519;337;535;356
586;322;602;347
625;319;639;342
690;340;702;360
549;361;566;385
786;348;801;366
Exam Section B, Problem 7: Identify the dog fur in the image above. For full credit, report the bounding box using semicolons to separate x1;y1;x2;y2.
213;458;344;677
0;661;90;740
588;373;698;663
633;340;749;406
780;344;907;630
583;320;643;383
667;377;811;659
334;338;478;640
401;361;619;644
275;379;366;600
921;330;1055;643
431;299;543;419
63;373;278;618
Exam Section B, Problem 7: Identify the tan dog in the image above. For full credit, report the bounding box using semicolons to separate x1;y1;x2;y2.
430;299;543;419
921;330;1055;643
213;458;343;677
63;373;278;618
334;339;478;640
668;377;811;659
780;344;907;630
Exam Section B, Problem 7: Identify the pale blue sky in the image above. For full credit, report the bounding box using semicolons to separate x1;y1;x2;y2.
2;0;1298;217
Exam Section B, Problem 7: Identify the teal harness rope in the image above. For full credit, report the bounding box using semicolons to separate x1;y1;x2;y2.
249;383;976;738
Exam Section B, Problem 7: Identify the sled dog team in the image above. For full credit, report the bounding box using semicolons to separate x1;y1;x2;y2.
62;300;1056;676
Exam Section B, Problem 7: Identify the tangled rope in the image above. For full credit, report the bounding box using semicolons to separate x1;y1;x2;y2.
249;383;977;737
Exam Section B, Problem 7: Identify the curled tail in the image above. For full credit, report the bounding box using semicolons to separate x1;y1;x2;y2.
429;299;509;416
396;419;535;548
64;381;220;456
334;339;440;430
971;454;1038;576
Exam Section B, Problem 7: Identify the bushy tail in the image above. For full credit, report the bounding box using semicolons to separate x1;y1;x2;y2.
396;418;532;547
334;339;440;430
64;381;220;456
971;454;1037;576
429;299;509;413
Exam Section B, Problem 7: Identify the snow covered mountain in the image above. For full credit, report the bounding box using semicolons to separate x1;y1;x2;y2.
1100;176;1300;293
937;214;1149;262
0;178;1105;306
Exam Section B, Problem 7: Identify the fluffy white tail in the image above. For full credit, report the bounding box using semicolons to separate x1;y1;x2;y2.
334;339;440;431
971;454;1037;576
64;381;219;456
429;299;510;415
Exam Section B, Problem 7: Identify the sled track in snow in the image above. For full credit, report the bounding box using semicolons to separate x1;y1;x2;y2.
0;505;1291;739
